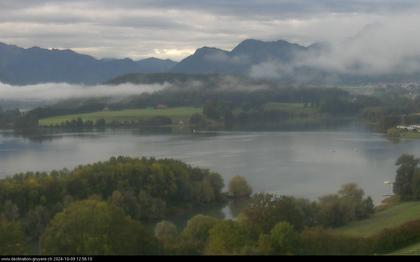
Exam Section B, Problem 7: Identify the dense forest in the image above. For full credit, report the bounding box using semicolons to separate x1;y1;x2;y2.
0;157;224;254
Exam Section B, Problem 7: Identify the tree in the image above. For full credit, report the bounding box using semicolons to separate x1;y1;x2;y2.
411;171;420;200
318;194;345;227
338;183;373;220
203;100;226;121
394;154;419;200
154;221;178;245
269;222;299;255
240;194;306;233
189;113;207;127
181;215;220;251
22;205;51;242
318;184;374;227
137;190;166;221
40;200;159;255
387;127;400;138
228;176;252;198
0;219;27;255
1;200;20;221
95;118;106;128
205;220;256;255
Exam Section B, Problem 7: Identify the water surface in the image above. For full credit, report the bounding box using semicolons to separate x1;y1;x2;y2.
0;127;414;203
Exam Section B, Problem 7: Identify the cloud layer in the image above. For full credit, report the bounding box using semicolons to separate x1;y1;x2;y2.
1;1;419;61
0;82;168;102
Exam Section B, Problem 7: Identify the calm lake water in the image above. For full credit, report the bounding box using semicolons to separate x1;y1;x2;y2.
0;125;417;204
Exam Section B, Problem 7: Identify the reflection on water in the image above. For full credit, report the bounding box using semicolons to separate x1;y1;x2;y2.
0;125;417;207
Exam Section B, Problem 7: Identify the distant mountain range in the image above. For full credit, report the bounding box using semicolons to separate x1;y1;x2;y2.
2;39;420;86
0;42;176;85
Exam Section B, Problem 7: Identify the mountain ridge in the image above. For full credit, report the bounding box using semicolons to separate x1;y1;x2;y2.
0;42;177;85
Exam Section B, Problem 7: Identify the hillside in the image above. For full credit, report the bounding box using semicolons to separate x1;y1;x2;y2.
333;202;420;237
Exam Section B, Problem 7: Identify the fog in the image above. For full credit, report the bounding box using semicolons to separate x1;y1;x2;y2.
303;16;420;76
250;11;420;83
0;82;169;103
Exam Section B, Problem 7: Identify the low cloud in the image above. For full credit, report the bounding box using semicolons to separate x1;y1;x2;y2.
249;12;420;84
0;82;168;102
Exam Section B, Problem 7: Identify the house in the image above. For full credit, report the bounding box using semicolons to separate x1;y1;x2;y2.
396;125;420;132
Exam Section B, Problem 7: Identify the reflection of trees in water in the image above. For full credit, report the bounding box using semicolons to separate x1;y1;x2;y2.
5;128;95;143
4;127;180;143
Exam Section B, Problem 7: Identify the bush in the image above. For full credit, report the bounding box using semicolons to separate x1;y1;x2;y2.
373;219;420;254
298;227;372;255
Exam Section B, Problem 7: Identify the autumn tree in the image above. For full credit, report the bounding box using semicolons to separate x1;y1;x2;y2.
228;176;252;198
40;200;159;255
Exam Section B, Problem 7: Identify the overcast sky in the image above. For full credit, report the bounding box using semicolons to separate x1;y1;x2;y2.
0;0;419;61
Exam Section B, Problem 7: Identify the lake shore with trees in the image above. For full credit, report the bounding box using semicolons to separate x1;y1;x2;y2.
0;154;419;255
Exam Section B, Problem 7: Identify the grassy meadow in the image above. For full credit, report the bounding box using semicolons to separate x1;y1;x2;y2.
38;107;202;126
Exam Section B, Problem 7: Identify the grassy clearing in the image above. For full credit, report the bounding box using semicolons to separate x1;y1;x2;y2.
333;202;420;238
39;107;202;126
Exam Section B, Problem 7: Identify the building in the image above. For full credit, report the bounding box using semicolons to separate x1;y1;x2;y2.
396;125;420;132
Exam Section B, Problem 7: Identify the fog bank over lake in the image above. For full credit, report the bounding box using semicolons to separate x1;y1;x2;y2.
0;127;413;203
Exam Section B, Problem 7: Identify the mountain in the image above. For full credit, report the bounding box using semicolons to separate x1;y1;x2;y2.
4;38;419;86
171;39;309;75
0;42;177;85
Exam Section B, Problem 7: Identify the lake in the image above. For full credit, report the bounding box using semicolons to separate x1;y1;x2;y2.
0;125;416;204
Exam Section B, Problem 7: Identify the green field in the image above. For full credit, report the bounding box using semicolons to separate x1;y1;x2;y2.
333;202;420;237
39;107;202;126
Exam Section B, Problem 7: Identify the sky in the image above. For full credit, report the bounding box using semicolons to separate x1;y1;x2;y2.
0;0;419;61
